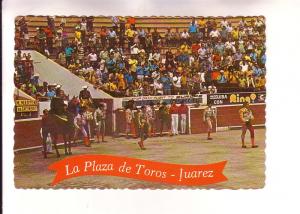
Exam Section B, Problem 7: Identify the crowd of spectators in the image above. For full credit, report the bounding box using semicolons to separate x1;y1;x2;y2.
14;50;70;101
15;16;266;98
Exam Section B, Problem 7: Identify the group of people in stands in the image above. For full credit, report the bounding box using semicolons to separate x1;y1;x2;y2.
14;50;70;101
14;16;266;98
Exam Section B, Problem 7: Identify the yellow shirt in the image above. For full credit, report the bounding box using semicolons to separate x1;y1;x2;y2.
180;44;190;54
232;30;239;40
239;107;254;122
128;59;138;72
125;29;135;38
244;55;251;61
198;20;206;28
108;82;117;91
75;31;81;40
181;75;187;85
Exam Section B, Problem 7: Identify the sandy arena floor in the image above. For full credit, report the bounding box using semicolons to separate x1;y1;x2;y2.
14;129;265;189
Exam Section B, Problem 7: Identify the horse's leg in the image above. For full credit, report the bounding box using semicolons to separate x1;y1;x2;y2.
62;134;68;155
67;133;72;155
52;134;60;158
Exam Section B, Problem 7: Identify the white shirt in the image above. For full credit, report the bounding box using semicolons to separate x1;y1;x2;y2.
240;62;249;73
209;30;220;38
220;20;228;28
173;76;181;88
153;53;161;62
181;32;190;39
199;72;205;83
88;53;97;62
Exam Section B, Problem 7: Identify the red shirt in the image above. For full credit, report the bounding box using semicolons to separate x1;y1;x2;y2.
169;104;179;114
178;104;188;114
191;43;201;54
127;17;136;25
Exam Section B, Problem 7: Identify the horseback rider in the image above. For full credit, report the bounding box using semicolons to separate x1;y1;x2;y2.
79;85;93;108
50;88;66;117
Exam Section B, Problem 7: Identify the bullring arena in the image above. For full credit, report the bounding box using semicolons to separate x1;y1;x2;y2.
14;15;266;189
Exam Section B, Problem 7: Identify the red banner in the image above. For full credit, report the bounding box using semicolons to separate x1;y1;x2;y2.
48;155;227;186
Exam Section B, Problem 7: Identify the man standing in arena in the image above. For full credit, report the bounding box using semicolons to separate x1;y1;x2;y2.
146;102;156;137
137;106;149;150
41;109;51;158
239;102;258;148
158;102;170;137
203;103;216;140
74;108;90;147
178;100;188;134
169;100;179;136
94;103;107;143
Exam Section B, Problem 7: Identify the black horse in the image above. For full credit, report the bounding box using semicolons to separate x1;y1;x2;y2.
42;101;75;158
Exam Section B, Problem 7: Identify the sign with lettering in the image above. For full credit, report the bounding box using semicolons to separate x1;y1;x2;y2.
122;94;206;107
15;99;38;112
208;92;266;105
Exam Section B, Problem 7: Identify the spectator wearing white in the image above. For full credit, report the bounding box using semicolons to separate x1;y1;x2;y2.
108;29;117;48
130;43;139;55
225;39;236;54
209;28;220;41
240;60;249;73
198;46;207;60
220;18;229;29
88;49;98;69
152;49;161;62
111;16;119;32
199;71;206;89
153;79;163;95
189;54;195;66
172;75;181;95
89;33;97;45
80;17;87;42
181;29;190;44
226;23;233;34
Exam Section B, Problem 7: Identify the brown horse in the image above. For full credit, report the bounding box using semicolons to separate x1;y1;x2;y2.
43;112;74;158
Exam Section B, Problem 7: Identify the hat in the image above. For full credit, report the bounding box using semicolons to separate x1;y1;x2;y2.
33;73;40;77
56;84;61;89
82;85;88;89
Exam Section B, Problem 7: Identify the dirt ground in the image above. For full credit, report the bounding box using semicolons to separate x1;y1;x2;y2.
14;129;265;189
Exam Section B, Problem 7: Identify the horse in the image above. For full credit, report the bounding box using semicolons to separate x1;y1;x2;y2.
43;107;75;158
